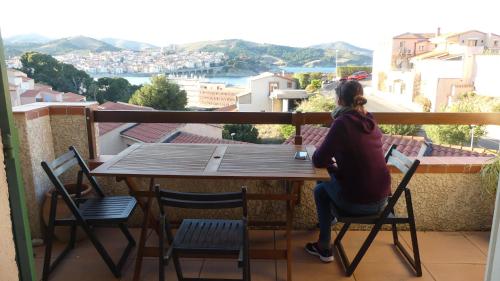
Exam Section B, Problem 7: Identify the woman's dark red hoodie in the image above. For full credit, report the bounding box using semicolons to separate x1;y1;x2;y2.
312;110;391;204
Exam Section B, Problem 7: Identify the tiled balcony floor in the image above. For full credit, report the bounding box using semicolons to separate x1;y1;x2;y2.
34;228;489;281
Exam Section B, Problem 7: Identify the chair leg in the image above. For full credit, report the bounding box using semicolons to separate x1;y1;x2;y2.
333;223;351;276
159;216;165;281
116;223;136;272
406;191;422;276
347;224;383;276
172;251;184;281
82;223;121;278
391;208;399;245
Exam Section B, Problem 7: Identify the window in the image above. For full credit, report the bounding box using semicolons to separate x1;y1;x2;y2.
268;82;279;95
400;41;405;47
287;82;292;88
494;41;498;47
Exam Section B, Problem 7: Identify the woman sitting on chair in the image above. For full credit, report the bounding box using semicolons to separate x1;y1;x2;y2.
305;80;391;262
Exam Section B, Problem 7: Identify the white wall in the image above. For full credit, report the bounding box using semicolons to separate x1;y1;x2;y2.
242;76;294;112
474;55;500;97
181;124;222;138
415;60;463;111
98;123;134;155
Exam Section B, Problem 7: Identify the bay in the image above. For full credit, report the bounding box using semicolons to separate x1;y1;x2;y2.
113;66;337;87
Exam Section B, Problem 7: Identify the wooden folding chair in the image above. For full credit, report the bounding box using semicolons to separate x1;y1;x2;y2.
333;144;422;277
41;146;137;280
155;185;250;281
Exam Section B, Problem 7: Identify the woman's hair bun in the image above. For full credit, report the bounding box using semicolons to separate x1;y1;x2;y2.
353;95;367;106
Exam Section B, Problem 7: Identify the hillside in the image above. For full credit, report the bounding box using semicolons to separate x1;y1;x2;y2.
310;41;373;57
179;39;372;69
5;36;121;56
101;38;157;51
4;33;52;44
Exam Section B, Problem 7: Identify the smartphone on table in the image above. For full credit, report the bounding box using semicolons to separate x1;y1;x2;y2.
294;151;308;160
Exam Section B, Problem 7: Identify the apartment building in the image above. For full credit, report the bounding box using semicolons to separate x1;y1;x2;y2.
374;29;500;111
198;82;246;108
236;72;298;112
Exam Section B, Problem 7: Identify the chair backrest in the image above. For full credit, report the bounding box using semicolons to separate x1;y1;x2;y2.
380;145;420;218
41;146;105;218
155;185;248;217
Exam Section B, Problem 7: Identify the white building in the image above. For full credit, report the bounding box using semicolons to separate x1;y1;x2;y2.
236;72;297;112
373;30;500;112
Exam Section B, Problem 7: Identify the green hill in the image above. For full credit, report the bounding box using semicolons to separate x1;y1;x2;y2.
179;39;372;68
101;38;157;51
5;36;121;57
310;41;373;57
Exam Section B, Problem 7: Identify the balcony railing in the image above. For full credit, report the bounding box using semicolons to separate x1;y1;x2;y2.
86;108;500;159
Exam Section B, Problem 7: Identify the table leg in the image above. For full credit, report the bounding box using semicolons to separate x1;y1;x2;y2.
122;177;159;234
285;181;300;281
118;177;158;281
133;192;153;281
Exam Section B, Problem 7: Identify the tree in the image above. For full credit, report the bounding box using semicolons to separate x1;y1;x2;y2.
96;77;139;103
305;79;322;93
222;124;260;143
379;124;421;136
424;93;487;146
129;75;187;110
20;52;94;97
296;94;335;113
293;73;311;89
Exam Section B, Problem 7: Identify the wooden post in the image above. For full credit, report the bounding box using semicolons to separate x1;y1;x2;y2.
292;111;303;145
86;107;98;159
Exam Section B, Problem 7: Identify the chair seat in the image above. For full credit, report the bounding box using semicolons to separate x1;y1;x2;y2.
173;219;243;252
330;202;409;224
78;196;137;223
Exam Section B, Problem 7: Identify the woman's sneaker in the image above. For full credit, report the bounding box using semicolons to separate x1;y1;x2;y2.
305;242;334;262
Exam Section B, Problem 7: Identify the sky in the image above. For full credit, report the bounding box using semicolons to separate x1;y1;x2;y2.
0;0;498;50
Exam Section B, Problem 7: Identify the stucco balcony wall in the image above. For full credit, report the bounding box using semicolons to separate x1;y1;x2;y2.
13;103;496;239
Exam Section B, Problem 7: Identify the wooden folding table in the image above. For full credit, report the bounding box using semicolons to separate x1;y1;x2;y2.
91;143;329;281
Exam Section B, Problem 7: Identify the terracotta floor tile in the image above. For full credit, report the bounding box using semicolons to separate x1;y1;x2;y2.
121;258;203;281
200;259;277;281
335;231;411;264
35;254;122;281
353;262;434;281
401;232;486;264
462;231;491;256
200;259;242;279
277;260;354;281
425;263;485;281
250;230;276;249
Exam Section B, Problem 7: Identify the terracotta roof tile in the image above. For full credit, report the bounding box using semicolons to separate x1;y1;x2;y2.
214;104;237;112
121;123;184;143
168;132;246;144
283;125;490;157
62;92;86;102
97;102;153;136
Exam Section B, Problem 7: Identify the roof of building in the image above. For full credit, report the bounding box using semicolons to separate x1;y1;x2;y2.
97;102;153;136
283;125;491;157
250;72;295;82
270;89;308;99
20;89;43;98
121;123;184;143
393;32;435;39
98;101;153;111
167;132;246;144
214;104;238;112
62;92;86;102
34;83;52;90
